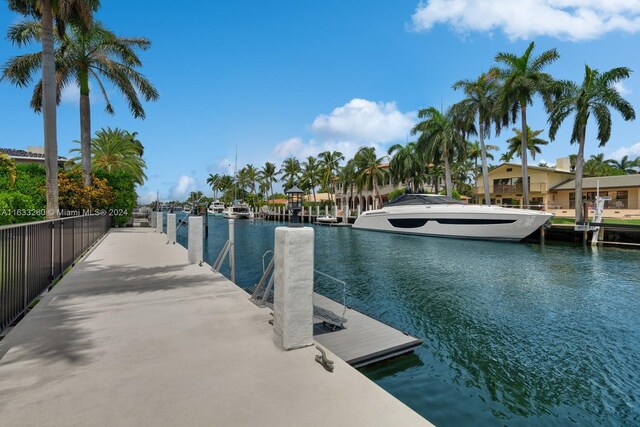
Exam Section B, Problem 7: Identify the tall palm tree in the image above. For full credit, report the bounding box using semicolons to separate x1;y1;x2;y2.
504;126;548;161
353;146;387;208
318;150;344;202
0;153;17;188
452;71;501;204
467;140;498;188
70;127;147;184
549;65;635;222
387;142;425;191
301;156;321;202
338;159;357;210
495;41;559;207
411;107;466;197
243;164;258;194
3;20;159;186
206;173;220;197
258;162;277;204
6;0;100;218
279;157;300;192
607;155;638;174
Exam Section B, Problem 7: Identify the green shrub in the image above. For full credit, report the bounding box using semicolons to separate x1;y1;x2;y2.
95;169;137;227
388;188;406;201
0;163;47;211
0;192;37;225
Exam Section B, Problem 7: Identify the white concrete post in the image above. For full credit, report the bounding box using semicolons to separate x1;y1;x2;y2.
150;212;157;228
273;226;314;350
357;205;362;216
228;219;235;282
325;205;328;216
301;206;305;222
188;216;203;264
342;195;347;222
316;205;319;217
333;205;337;217
167;213;176;244
156;212;163;233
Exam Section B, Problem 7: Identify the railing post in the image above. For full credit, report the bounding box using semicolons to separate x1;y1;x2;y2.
229;219;235;282
22;225;28;308
50;221;55;282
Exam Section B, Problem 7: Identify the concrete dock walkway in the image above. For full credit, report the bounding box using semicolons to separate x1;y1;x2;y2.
0;228;431;426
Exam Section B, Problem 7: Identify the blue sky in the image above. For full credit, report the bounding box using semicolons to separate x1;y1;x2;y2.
1;1;639;203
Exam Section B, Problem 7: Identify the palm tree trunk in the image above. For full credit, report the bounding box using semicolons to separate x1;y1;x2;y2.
80;70;92;187
575;128;587;223
373;175;381;208
443;151;453;198
520;103;529;208
479;115;491;205
41;0;59;219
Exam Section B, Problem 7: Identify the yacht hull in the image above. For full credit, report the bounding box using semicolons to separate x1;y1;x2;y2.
353;205;553;242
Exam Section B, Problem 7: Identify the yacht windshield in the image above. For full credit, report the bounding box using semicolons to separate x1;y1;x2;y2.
385;194;464;206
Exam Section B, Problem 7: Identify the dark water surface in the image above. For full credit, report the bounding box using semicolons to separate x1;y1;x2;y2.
174;215;640;426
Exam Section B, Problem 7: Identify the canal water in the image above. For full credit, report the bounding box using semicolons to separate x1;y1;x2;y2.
174;214;640;426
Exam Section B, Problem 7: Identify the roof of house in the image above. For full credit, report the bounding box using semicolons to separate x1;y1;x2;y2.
0;148;66;160
550;174;640;190
491;162;574;175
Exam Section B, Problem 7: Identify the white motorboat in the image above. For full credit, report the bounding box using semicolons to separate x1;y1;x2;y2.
317;214;338;224
207;200;225;216
353;194;553;242
222;201;251;219
183;203;192;215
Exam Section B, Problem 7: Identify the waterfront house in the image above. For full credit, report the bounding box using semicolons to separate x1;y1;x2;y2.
0;146;66;167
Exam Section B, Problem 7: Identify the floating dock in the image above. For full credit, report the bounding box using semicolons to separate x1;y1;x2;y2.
312;293;423;368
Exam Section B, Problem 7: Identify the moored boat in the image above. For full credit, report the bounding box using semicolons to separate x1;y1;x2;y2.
353;194;553;242
222;201;250;219
207;200;225;216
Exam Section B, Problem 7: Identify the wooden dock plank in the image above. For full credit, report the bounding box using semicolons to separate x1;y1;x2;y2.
312;293;422;367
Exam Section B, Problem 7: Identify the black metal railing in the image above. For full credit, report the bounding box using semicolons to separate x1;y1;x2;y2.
0;215;110;333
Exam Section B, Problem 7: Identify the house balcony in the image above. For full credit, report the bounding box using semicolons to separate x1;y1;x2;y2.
475;183;548;195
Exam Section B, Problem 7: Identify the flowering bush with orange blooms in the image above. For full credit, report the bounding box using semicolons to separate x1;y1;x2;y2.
58;169;115;211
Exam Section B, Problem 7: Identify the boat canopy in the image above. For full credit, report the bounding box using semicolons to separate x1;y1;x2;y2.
385;194;464;207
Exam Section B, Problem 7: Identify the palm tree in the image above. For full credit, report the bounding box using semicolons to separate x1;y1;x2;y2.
6;0;100;218
548;65;635;222
452;71;502;204
338;159;357;210
607;155;638;174
206;173;221;197
70;127;147;184
411;107;466;197
0;153;17;188
301;156;321;202
243;164;258;194
279;157;301;192
467;140;498;187
353;147;387;208
584;153;610;176
504;126;549;161
495;41;559;207
318;150;344;202
3;20;159;186
258;162;277;204
387;142;425;191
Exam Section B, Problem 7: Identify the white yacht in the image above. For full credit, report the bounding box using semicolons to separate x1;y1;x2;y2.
183;203;192;215
353;194;553;242
222;201;251;219
207;200;225;216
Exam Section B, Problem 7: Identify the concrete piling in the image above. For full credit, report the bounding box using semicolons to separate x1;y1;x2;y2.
273;226;315;350
156;212;163;233
167;213;176;244
228;219;235;282
188;216;203;264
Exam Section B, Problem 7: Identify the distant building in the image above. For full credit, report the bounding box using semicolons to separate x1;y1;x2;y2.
0;147;66;167
476;157;640;212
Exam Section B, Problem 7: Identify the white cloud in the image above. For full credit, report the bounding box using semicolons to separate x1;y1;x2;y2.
207;159;233;175
311;98;416;144
168;175;196;200
60;83;101;105
609;142;640;160
410;0;640;41
274;137;304;158
612;81;631;95
137;190;157;205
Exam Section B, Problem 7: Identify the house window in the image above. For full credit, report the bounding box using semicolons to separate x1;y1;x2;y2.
506;168;513;172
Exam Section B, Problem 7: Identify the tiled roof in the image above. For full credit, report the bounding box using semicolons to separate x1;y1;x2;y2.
550;174;640;190
0;148;66;160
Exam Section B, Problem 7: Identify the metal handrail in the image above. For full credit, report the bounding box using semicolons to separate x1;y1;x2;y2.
262;250;273;274
314;269;348;320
